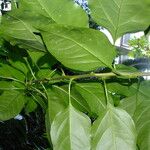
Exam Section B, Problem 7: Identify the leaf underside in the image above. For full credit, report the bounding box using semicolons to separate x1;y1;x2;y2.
89;0;150;41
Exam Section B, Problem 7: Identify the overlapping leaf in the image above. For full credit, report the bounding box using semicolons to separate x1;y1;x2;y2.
51;105;91;150
41;25;116;71
74;82;106;116
0;63;26;81
47;85;90;122
118;81;150;150
107;82;137;97
24;97;37;114
89;0;150;41
0;90;24;121
92;104;137;150
20;0;88;27
119;81;150;116
133;100;150;150
0;0;88;51
0;15;46;52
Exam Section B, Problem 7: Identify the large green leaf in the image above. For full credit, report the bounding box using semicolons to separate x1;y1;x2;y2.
0;90;24;121
19;0;88;27
41;25;116;71
74;82;106;116
51;105;91;150
118;81;150;150
107;82;137;97
118;81;150;116
135;81;150;99
89;0;150;41
92;104;137;150
0;14;46;52
133;100;150;150
0;81;24;91
0;63;26;81
119;95;137;117
47;85;90;122
0;0;88;51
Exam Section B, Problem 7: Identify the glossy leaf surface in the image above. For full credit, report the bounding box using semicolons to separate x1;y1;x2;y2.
20;0;88;27
41;25;116;71
0;13;46;52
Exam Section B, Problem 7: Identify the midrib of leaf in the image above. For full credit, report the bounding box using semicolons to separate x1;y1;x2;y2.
76;84;106;109
53;85;89;112
49;31;111;68
98;0;116;30
37;0;55;22
114;0;124;41
94;107;135;149
109;109;117;150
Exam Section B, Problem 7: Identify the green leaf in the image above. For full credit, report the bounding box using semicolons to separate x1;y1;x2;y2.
89;0;150;41
115;64;138;74
24;97;37;114
133;100;150;150
118;81;150;116
8;59;29;78
16;0;54;27
0;0;88;51
30;94;47;110
41;25;116;71
136;81;150;99
19;0;88;27
107;82;137;97
118;81;150;150
0;63;26;81
47;85;90;122
74;82;106;116
92;104;137;150
0;91;24;121
51;105;91;150
0;13;46;52
45;111;53;147
0;81;24;91
119;95;137;117
27;51;45;65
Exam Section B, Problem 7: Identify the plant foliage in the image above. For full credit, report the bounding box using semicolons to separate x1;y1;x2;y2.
0;0;150;149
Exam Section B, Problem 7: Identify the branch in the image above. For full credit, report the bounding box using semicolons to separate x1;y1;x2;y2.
33;71;150;84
